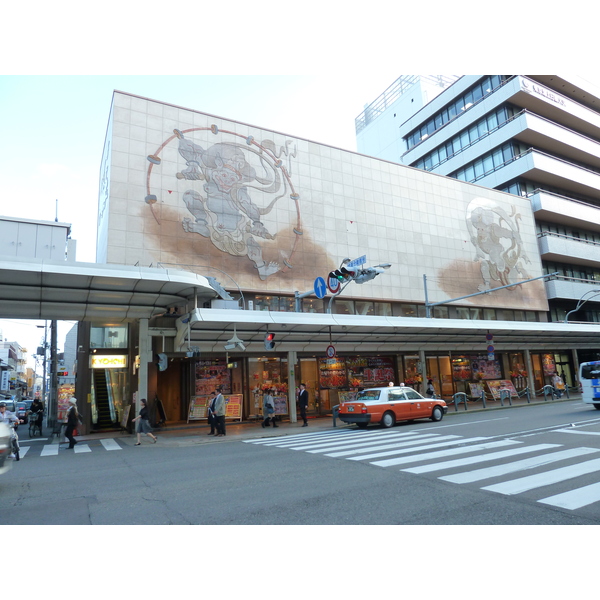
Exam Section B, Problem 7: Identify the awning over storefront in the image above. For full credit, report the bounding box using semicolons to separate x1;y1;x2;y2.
176;308;600;353
0;256;219;322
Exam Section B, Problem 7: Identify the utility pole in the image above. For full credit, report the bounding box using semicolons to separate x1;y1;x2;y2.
49;320;58;427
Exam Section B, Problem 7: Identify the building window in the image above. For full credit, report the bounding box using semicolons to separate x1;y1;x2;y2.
90;325;128;349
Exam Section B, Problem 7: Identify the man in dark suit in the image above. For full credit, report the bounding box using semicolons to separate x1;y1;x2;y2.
298;383;309;427
207;391;217;435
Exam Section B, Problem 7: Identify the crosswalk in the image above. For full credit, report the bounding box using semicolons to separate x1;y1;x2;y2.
244;428;600;512
18;438;123;458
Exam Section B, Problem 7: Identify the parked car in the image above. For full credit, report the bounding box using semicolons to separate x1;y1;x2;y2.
0;421;11;474
16;402;29;423
337;385;448;429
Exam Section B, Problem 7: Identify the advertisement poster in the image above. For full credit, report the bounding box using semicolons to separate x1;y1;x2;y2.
487;380;518;399
188;396;210;421
225;394;243;420
468;383;485;398
346;356;395;388
319;358;347;389
195;360;231;396
471;357;502;380
57;383;75;421
542;354;556;376
273;395;288;415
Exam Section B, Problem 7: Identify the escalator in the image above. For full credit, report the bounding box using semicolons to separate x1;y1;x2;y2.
93;369;117;429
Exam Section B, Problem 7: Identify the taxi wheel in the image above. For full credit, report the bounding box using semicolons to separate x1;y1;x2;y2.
381;411;396;428
431;406;444;422
595;405;600;410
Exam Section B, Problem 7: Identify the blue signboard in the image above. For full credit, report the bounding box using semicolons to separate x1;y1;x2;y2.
314;277;327;299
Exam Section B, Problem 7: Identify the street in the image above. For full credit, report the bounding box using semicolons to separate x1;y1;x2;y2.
2;400;600;525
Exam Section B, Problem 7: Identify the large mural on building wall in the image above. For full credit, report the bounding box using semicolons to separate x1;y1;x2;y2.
145;125;304;281
102;92;548;311
466;198;531;292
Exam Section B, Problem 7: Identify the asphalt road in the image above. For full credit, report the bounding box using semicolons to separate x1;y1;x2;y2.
2;400;600;525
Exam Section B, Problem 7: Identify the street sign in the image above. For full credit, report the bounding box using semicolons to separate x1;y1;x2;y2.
313;276;327;299
327;276;341;294
346;255;366;269
326;345;336;359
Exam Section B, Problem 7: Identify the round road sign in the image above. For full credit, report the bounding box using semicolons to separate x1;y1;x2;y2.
326;345;336;358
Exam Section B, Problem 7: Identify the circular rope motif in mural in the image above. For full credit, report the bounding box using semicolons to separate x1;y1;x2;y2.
145;126;302;280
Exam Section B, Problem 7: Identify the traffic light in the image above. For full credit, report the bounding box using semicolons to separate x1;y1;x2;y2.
57;371;68;377
328;267;356;282
264;332;275;350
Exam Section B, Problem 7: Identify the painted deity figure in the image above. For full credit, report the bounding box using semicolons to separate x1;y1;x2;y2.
175;130;280;280
466;198;530;291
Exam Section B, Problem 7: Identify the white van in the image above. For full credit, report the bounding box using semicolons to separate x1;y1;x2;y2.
578;361;600;410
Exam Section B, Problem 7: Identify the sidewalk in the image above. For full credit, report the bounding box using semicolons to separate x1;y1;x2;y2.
74;391;583;446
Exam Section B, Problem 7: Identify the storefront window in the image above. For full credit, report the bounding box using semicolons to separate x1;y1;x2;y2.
355;301;375;315
333;300;354;315
248;357;289;416
398;304;418;317
90;325;128;349
374;302;393;316
302;298;324;313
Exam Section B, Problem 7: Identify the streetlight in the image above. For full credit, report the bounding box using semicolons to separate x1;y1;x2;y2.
564;289;600;323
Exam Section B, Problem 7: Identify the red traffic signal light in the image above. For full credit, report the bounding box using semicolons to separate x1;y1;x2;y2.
264;332;275;350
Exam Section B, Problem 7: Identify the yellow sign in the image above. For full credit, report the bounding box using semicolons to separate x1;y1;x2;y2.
90;355;128;369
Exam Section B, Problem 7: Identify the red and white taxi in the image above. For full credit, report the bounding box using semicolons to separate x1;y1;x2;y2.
337;385;448;428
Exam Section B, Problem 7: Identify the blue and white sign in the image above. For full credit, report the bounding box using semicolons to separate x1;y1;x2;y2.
346;255;366;269
314;276;327;299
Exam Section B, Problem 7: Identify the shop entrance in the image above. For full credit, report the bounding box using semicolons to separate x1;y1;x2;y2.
425;355;453;398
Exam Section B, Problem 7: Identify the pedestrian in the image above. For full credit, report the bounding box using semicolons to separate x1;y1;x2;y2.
64;397;80;449
298;383;308;427
29;398;44;434
213;388;226;437
426;379;436;398
207;391;218;435
262;388;278;428
552;372;565;398
132;398;157;445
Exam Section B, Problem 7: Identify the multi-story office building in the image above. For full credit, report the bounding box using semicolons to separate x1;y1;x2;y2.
357;75;600;339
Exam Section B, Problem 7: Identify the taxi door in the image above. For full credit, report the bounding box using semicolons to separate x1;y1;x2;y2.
387;390;413;421
404;389;431;418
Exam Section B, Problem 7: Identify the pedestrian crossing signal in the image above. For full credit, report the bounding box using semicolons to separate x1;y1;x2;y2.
264;332;275;350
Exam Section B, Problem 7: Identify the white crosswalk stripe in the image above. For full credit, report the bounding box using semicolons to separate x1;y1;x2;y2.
245;428;600;511
20;439;124;457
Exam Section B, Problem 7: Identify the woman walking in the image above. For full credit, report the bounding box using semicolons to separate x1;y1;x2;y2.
262;388;278;428
132;399;157;445
64;397;79;449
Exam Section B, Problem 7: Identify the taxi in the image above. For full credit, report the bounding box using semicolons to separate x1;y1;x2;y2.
337;385;448;428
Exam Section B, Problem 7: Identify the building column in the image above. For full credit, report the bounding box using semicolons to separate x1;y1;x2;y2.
419;350;426;394
572;349;580;386
524;349;535;395
287;350;297;423
137;318;150;414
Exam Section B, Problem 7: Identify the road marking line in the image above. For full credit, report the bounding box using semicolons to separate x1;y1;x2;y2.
41;445;60;456
100;439;122;451
441;447;599;485
482;456;600;495
367;437;489;466
254;429;416;447
539;481;600;510
402;443;559;474
19;446;30;458
293;432;433;452
74;444;91;453
553;429;600;436
322;434;445;457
